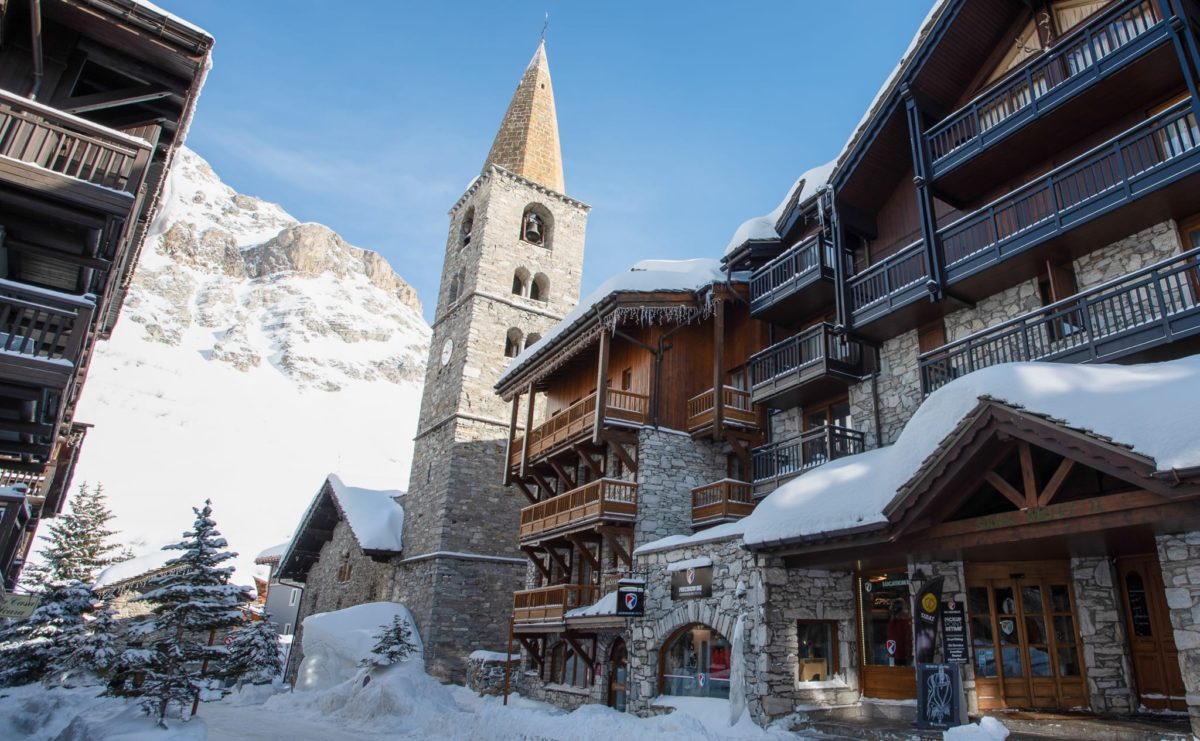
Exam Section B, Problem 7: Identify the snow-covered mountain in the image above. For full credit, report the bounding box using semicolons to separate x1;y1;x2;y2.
70;148;431;579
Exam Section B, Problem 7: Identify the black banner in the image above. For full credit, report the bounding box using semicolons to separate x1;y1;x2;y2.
616;578;645;617
913;576;944;665
670;565;712;600
941;599;967;664
916;663;966;729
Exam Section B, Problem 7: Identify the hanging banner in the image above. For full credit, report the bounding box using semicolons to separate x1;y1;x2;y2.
913;575;944;665
940;599;967;664
616;578;645;617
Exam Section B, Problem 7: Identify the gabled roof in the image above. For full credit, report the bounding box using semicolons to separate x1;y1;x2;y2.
277;475;405;582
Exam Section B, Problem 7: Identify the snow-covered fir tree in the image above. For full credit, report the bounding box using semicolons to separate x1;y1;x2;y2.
108;500;252;727
22;483;132;587
55;596;126;687
361;614;417;667
0;580;94;687
222;617;283;688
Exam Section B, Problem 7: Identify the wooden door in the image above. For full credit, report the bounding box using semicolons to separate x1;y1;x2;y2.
967;562;1087;711
1117;554;1186;711
858;571;917;700
607;639;628;711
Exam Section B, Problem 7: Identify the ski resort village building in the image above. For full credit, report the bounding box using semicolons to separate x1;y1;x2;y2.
0;0;211;594
487;1;1200;737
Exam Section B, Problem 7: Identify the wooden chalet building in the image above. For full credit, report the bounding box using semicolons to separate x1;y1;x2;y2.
496;1;1200;736
0;0;211;593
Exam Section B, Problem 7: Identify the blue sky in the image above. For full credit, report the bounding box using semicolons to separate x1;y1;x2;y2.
157;1;933;323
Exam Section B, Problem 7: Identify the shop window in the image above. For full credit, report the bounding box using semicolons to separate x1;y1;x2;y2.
548;641;589;688
660;623;731;699
860;572;913;667
796;621;838;683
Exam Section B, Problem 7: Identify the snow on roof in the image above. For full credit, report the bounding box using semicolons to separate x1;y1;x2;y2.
633;519;747;557
255;541;289;564
742;355;1200;549
93;547;177;589
666;556;713;572
497;258;727;388
564;590;618;618
723;160;835;256
128;0;213;39
327;474;406;553
468;650;520;662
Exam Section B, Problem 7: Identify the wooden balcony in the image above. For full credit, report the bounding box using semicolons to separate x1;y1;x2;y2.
686;386;758;434
926;0;1170;187
0;88;152;214
0;487;32;591
692;479;755;528
748;235;841;322
850;100;1200;337
513;583;599;627
509;389;649;469
749;324;866;408
751;425;866;497
518;478;637;543
920;246;1200;394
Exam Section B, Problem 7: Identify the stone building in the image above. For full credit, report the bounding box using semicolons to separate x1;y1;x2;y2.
387;40;589;683
492;1;1200;738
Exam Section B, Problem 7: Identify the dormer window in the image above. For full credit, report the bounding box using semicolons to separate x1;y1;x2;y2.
522;211;545;246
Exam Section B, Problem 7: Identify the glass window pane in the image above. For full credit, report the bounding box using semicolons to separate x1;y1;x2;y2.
970;616;994;644
974;647;998;678
1057;647;1081;677
1025;615;1047;644
995;587;1016;616
1021;585;1044;615
797;622;835;683
998;616;1019;644
1028;645;1052;677
661;625;731;699
1002;647;1024;677
1053;615;1075;644
862;574;913;666
1124;570;1153;637
968;586;990;616
1050;585;1071;613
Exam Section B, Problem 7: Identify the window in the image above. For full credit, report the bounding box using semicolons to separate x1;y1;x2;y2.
289;588;299;607
520;204;553;248
504;327;524;358
548;641;590;688
860;572;913;667
336;559;352;583
283;623;292;636
512;267;530;297
1038;261;1082;340
620;368;632;391
796;621;839;683
448;268;465;305
525;333;541;348
660;623;731;699
460;206;475;247
531;273;549;302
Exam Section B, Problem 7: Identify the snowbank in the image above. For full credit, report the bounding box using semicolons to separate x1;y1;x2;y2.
326;474;405;552
54;702;208;741
944;716;1010;740
742;356;1200;548
294;602;421;691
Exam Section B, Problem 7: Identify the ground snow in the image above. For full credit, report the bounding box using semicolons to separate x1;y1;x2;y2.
944;716;1010;740
294;601;421;691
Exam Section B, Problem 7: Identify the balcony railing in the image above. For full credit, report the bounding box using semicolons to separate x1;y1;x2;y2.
0;280;95;372
851;101;1200;323
686;386;757;433
749;235;841;315
751;425;865;495
926;0;1165;176
513;583;599;625
509;389;650;468
0;88;152;195
920;246;1200;393
691;479;754;526
518;478;638;541
749;323;866;405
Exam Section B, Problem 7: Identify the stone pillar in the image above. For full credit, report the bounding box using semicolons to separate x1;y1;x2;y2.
1156;532;1200;737
632;428;724;548
1070;556;1137;714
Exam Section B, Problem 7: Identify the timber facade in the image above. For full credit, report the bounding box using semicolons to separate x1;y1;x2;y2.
494;1;1200;737
0;0;211;593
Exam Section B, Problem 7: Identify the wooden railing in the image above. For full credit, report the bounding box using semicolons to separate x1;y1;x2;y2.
926;0;1163;168
519;478;638;540
0;88;152;194
513;583;599;624
691;479;754;525
752;425;865;492
0;280;94;369
852;101;1200;317
749;323;865;388
920;246;1200;393
510;389;650;467
685;385;756;432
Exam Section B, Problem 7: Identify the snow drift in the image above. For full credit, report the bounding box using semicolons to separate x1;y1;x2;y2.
293;601;421;692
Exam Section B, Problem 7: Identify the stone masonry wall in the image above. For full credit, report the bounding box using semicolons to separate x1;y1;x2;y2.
1070;556;1137;714
1156;531;1200;737
872;329;921;446
633;427;726;548
1074;220;1180;291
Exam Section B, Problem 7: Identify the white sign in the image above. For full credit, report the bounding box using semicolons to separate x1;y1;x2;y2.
0;593;40;619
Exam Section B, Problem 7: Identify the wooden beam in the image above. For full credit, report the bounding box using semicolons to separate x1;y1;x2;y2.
1019;441;1038;509
516;636;544;669
520;384;535;478
592;328;610;444
712;298;724;442
61;85;173;114
985;471;1028;511
568;534;600;571
521;547;552;582
531;471;556;501
5;238;111;271
606;435;637;475
543;546;571;577
572;443;604;479
1038;458;1076;509
601;527;632;569
563;634;595;668
547;458;576;491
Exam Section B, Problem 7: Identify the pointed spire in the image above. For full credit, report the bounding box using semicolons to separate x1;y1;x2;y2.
481;40;566;194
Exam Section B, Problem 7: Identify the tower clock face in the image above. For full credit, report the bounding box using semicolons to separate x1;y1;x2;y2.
441;338;453;366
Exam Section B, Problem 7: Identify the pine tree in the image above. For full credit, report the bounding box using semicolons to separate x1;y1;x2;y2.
222;617;283;689
107;500;252;727
360;614;417;667
0;581;94;687
54;597;126;687
23;483;131;587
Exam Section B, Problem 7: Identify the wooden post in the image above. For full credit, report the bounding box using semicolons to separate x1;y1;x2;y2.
503;617;515;705
520;383;535;481
592;328;610;444
902;84;944;301
503;396;520;486
712;297;725;442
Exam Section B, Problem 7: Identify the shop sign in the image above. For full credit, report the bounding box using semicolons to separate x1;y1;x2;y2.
616;578;645;617
916;663;966;730
0;593;40;619
941;600;967;664
914;576;944;664
670;566;712;600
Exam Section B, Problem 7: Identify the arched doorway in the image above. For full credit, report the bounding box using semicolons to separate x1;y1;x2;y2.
658;622;732;699
607;639;628;711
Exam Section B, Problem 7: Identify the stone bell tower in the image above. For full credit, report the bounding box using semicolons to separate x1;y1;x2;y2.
393;40;589;681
